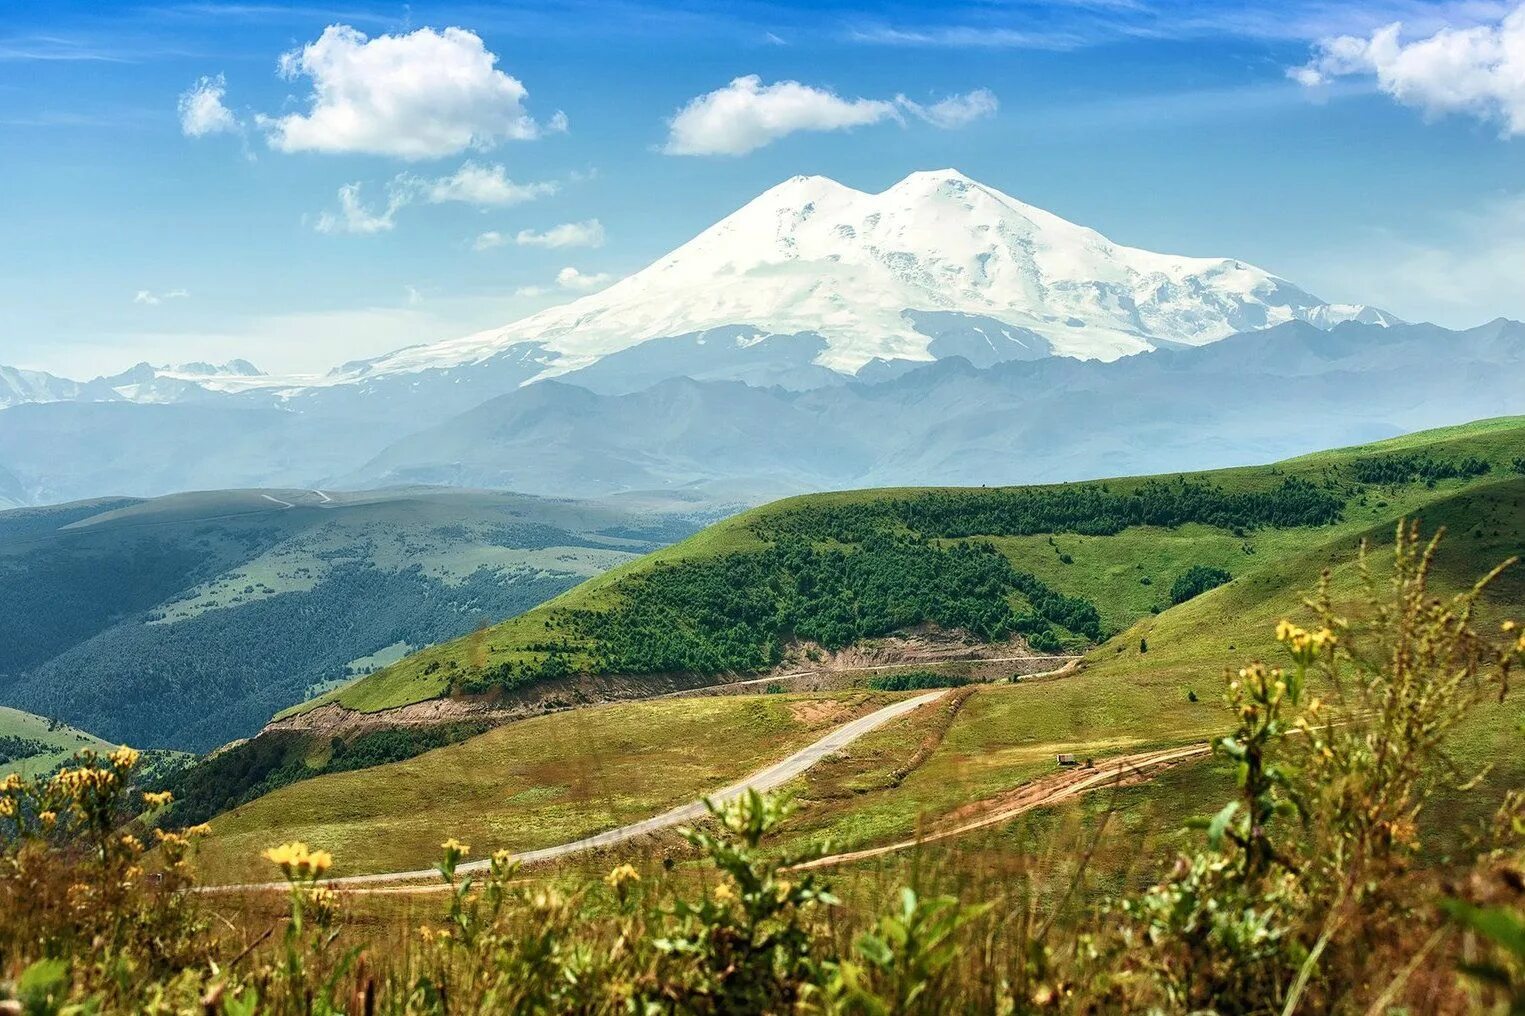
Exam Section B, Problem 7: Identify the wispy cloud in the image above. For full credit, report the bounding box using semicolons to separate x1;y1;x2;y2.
844;1;1521;50
315;163;559;235
133;289;190;306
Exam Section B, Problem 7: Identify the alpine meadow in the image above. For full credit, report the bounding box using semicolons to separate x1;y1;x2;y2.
4;3;1525;1013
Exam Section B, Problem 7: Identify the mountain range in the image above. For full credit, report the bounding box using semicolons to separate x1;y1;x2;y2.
1;169;1517;508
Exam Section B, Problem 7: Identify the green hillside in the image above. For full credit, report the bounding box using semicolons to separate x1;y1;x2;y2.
186;470;1524;884
309;416;1525;716
0;487;708;750
0;705;113;778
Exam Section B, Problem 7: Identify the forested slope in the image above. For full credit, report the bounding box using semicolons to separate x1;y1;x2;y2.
307;417;1525;715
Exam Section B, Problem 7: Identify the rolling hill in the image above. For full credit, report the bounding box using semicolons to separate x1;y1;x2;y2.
175;417;1523;886
0;487;712;750
290;417;1525;720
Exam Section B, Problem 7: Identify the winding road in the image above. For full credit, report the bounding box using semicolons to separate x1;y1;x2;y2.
211;689;948;891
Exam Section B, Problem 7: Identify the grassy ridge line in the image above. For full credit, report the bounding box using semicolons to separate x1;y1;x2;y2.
298;419;1525;717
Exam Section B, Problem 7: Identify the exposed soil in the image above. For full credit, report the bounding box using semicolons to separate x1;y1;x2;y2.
790;742;1213;872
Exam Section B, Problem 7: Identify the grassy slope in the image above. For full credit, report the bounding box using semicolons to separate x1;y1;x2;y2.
0;706;113;778
196;690;900;882
207;419;1523;880
768;473;1525;857
315;416;1525;715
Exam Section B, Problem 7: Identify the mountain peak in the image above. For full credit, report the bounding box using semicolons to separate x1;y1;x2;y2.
298;170;1401;386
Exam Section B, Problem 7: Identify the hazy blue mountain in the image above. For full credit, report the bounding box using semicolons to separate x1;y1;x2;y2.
0;487;711;750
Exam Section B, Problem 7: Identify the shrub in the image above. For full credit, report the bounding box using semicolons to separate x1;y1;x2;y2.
866;670;971;692
1170;564;1232;604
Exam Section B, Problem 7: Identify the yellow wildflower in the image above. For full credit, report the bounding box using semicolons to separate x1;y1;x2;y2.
0;798;14;818
142;790;174;808
713;883;736;903
109;746;141;770
187;823;213;837
263;840;333;879
1502;620;1517;632
604;863;641;890
119;833;143;853
441;838;470;857
39;811;57;827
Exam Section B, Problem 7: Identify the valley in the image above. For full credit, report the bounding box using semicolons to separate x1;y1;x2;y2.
119;417;1521;898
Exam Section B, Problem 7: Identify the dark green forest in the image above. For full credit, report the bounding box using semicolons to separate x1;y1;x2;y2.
3;562;575;752
469;537;1102;690
753;477;1345;543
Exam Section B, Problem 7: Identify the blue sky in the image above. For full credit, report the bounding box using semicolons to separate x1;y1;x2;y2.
3;0;1524;377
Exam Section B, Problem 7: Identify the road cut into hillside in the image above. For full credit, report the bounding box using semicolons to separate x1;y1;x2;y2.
208;689;949;891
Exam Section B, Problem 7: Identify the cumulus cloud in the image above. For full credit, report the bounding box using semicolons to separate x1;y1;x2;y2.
514;219;605;248
664;75;996;155
178;75;240;137
898;88;999;128
474;231;509;251
257;24;553;159
405;161;559;206
134;289;189;305
556;266;612;290
1290;5;1525;136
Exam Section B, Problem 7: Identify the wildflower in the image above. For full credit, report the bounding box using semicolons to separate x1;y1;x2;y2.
440;837;470;857
605;863;641;891
109;746;141;770
713;883;736;903
0;798;13;818
1;773;21;792
154;829;190;849
39;810;57;827
263;841;333;879
492;848;516;868
120;833;144;853
142;790;174;808
1502;620;1517;632
187;823;213;837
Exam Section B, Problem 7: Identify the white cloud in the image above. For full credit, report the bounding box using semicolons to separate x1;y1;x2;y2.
133;289;189;306
897;88;999;128
474;231;509;251
405;161;559;206
178;74;240;137
257;24;550;159
316;162;557;235
514;219;605;248
1291;4;1525;136
514;284;550;297
665;75;899;155
314;182;403;235
664;75;997;155
556;266;611;290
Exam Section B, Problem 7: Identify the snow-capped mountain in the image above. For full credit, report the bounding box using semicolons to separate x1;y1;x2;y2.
4;169;1398;413
0;360;266;409
350;168;1397;385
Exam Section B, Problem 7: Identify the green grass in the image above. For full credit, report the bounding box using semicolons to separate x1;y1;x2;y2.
0;706;113;778
196;690;901;882
308;418;1525;716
